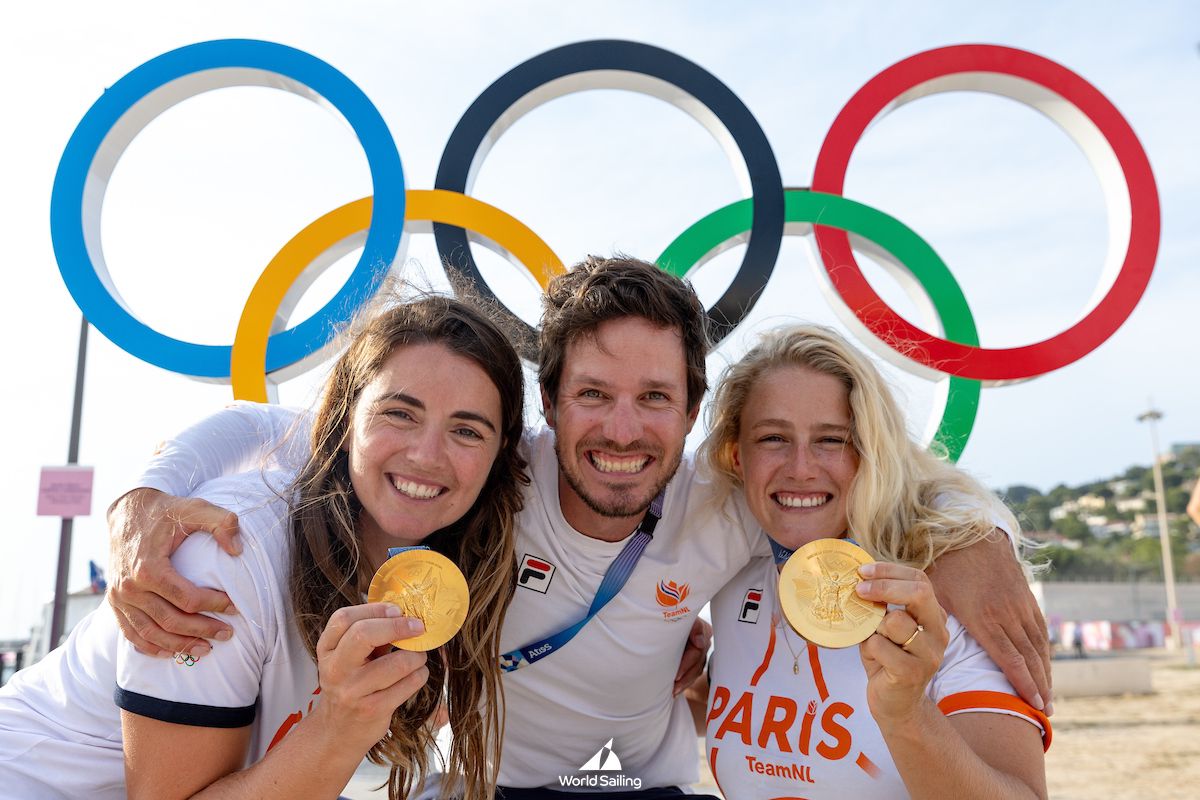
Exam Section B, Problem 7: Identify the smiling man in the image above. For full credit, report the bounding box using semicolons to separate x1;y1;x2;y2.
550;318;690;524
102;255;1050;798
550;317;691;527
538;262;708;539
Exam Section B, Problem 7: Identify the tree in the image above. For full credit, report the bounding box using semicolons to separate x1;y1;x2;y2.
1022;495;1053;532
1124;465;1149;483
1035;544;1116;580
1053;514;1092;543
1004;485;1042;505
1048;484;1073;506
1079;481;1113;499
1166;487;1190;514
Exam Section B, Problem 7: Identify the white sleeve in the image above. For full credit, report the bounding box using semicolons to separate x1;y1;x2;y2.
931;490;1020;553
927;616;1051;749
114;488;285;727
134;402;311;498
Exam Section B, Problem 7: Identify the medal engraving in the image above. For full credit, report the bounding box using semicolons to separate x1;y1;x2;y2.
368;550;470;651
780;539;885;648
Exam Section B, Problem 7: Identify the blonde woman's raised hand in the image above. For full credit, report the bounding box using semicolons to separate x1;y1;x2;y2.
310;603;430;756
855;563;949;727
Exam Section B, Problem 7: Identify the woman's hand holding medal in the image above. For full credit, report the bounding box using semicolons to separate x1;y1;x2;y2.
855;562;950;727
310;603;431;754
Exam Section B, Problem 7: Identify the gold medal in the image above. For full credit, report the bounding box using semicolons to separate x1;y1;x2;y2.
779;538;884;649
367;549;469;651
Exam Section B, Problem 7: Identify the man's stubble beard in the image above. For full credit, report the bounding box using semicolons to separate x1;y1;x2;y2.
555;439;685;519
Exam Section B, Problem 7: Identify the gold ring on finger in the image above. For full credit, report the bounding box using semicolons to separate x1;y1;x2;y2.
900;624;924;651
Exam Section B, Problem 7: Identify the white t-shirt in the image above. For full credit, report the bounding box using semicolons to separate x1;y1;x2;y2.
704;556;1050;799
497;426;763;789
128;402;770;790
0;470;318;799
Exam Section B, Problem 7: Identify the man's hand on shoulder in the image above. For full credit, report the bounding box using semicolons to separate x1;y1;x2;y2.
926;532;1053;715
107;488;242;657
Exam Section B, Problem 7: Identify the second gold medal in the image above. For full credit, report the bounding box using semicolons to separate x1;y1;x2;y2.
779;538;885;649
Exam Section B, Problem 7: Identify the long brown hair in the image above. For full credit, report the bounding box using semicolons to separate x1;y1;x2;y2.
288;294;527;799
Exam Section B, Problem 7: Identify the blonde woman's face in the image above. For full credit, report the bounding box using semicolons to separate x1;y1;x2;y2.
732;365;859;549
345;342;502;562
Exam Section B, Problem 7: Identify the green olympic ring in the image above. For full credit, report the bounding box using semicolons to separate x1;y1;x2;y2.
657;189;980;462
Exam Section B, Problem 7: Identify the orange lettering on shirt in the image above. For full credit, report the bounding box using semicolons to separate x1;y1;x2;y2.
267;711;301;752
816;701;854;760
757;695;798;753
267;686;321;752
798;699;817;755
715;691;754;745
707;685;731;725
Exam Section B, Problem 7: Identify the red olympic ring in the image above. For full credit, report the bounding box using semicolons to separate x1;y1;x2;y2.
811;44;1160;383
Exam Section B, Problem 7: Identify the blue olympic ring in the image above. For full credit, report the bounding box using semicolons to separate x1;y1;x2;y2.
50;39;406;378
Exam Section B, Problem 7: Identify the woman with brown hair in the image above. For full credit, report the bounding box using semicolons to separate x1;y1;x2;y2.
0;295;526;799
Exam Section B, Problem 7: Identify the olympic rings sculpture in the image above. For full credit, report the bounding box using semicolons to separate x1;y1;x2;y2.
50;38;1160;461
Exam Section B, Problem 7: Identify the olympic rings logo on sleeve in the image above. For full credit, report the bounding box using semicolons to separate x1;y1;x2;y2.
50;38;1159;462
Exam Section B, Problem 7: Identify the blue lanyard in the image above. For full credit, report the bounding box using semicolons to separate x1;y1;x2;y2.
499;492;665;672
768;537;794;565
387;545;429;558
768;535;858;565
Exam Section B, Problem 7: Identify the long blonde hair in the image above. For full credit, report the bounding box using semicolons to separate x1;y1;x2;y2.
701;324;1018;569
288;295;526;800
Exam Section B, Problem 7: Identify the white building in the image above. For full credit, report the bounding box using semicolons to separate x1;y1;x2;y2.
1116;496;1148;513
22;588;105;667
1132;512;1184;539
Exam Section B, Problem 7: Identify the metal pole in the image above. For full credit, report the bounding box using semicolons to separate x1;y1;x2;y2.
1137;406;1181;649
48;316;88;650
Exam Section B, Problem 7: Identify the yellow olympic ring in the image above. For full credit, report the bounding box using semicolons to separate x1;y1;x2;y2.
231;189;565;401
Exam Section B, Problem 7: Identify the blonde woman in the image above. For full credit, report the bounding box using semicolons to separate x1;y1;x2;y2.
0;297;525;799
696;325;1049;798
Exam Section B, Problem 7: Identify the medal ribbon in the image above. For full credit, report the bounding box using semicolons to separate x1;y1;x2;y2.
386;545;430;559
768;537;794;565
499;492;665;672
769;535;859;565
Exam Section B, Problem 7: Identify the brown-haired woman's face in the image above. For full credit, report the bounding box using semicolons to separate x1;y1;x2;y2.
346;342;502;560
732;365;859;549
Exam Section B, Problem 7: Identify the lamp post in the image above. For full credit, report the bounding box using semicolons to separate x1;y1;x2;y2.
48;317;88;649
1136;405;1181;649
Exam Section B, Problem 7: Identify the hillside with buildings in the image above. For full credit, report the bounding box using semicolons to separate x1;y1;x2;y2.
1001;443;1200;582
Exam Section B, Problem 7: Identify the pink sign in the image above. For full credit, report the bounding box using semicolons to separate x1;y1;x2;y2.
37;466;94;518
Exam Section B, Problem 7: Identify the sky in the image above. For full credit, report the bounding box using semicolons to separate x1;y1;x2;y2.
1;0;1197;639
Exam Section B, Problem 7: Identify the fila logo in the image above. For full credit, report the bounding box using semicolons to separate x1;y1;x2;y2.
518;554;556;593
740;588;763;623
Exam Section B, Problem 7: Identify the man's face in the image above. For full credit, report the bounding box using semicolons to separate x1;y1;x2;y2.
545;316;699;535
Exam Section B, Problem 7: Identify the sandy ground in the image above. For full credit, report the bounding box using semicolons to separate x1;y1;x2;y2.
344;651;1200;798
1045;651;1200;800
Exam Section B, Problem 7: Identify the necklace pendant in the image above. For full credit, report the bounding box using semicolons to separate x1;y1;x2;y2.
793;660;800;675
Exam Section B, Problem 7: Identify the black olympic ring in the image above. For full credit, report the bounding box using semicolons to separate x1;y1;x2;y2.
433;39;785;348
